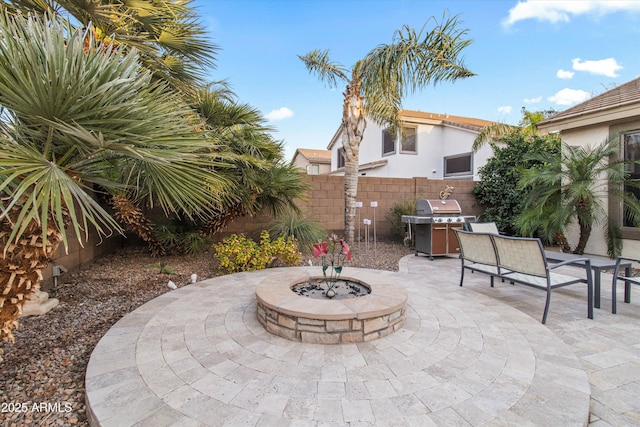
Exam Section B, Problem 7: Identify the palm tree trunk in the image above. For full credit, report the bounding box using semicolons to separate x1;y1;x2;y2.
574;221;592;255
200;201;247;237
573;200;592;255
111;195;165;256
1;204;63;361
342;79;366;243
553;231;572;253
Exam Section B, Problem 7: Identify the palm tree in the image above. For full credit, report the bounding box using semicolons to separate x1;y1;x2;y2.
299;13;474;242
0;13;227;351
5;2;308;256
517;136;640;257
3;0;223;251
3;0;217;94
472;107;558;152
192;83;309;237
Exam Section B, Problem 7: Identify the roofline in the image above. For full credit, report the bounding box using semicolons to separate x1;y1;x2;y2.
538;98;640;128
327;125;344;150
327;111;492;149
292;148;332;164
441;120;483;133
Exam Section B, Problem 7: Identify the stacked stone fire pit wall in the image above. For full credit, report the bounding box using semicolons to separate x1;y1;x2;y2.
255;267;408;344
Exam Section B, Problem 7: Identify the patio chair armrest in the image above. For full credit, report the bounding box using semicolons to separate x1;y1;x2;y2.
613;256;639;279
614;256;640;265
547;257;591;271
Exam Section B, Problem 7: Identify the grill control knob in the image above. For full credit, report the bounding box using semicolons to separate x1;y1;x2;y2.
447;218;452;222
456;217;462;222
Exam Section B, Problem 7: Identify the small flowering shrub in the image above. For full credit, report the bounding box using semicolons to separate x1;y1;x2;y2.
214;231;301;273
264;232;302;267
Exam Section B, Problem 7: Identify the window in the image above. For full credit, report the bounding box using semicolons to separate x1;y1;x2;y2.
337;148;345;168
382;129;395;155
308;164;320;175
400;127;417;153
623;131;640;227
444;153;473;177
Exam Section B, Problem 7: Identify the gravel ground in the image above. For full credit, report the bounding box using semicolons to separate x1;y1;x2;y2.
0;239;414;426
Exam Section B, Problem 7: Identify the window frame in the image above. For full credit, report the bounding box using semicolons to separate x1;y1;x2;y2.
400;126;417;154
382;129;396;156
337;148;345;169
443;152;473;178
622;130;640;228
608;123;640;241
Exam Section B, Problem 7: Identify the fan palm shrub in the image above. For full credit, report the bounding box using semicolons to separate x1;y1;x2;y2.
0;12;226;354
4;0;218;93
268;209;326;250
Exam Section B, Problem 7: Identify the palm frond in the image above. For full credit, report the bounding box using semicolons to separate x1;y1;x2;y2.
472;123;519;152
298;49;349;89
6;0;218;92
0;12;229;250
358;12;474;128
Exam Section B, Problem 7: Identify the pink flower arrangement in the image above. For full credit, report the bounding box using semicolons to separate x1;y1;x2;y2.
312;235;352;297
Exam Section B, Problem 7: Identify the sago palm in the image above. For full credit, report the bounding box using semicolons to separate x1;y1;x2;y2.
517;136;640;257
299;13;474;242
0;13;227;352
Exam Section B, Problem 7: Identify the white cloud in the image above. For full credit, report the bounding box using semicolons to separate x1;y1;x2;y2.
557;69;575;79
547;88;591;106
497;106;512;114
572;58;623;77
266;107;294;121
524;96;542;104
502;0;640;27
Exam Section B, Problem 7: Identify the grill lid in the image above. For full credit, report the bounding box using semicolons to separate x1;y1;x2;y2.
416;199;462;215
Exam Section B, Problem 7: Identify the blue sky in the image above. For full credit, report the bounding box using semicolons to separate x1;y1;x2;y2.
193;0;640;160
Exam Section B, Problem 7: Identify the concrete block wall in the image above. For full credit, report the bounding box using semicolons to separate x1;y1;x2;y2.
46;176;479;275
221;175;480;241
43;227;122;284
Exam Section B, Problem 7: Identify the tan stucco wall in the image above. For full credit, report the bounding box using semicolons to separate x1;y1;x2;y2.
554;119;640;258
558;126;611;256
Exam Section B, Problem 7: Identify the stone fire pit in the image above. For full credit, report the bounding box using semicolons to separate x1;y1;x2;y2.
255;268;407;344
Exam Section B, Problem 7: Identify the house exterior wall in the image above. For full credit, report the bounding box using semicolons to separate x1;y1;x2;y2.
291;154;308;170
330;119;493;180
542;118;640;258
557;125;612;256
292;154;331;175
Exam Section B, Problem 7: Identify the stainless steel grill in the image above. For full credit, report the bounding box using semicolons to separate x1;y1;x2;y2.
402;199;476;259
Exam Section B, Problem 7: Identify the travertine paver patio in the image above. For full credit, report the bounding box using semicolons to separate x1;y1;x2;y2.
85;256;640;426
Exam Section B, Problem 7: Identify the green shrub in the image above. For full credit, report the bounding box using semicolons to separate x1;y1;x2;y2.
214;231;301;273
153;220;211;255
268;209;326;249
386;198;417;242
147;261;175;275
472;133;560;235
180;231;210;255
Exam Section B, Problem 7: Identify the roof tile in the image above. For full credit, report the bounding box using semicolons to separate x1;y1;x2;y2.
539;77;640;125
